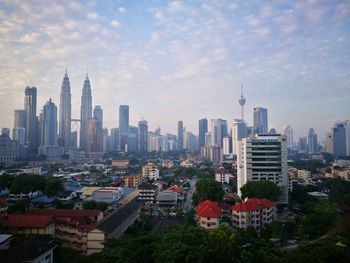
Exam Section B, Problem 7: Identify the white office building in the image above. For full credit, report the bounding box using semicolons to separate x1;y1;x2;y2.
231;119;247;155
237;134;288;204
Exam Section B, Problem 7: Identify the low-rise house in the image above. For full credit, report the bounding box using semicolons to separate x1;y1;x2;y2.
231;198;276;230
156;190;177;208
138;183;158;204
214;166;234;184
92;187;123;204
196;200;222;229
27;208;103;254
0;214;55;236
142;163;160;181
161;160;174;169
297;169;311;182
123;174;143;188
308;191;329;201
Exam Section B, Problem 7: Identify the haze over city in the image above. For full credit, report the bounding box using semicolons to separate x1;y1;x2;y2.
0;0;349;139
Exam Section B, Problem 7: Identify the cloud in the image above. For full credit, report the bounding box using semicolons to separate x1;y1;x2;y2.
19;32;40;43
118;7;127;13
86;11;99;20
168;1;183;13
110;20;120;28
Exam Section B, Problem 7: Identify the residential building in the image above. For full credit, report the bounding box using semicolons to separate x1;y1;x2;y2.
201;145;223;163
237;134;288;204
0;214;55;236
138;183;158;204
223;136;231;155
123;174;143;187
297;169;311;181
253;107;268;134
142;162;160;180
283;125;293;148
197;200;222;229
231;119;247;155
156;190;177;208
59;71;72;151
215;166;234;184
231;198;276;230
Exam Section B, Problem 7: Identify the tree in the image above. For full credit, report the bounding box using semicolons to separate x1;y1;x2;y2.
82;200;97;210
45;178;64;196
192;179;224;205
0;174;15;189
10;174;45;194
7;200;28;214
240;181;281;201
96;202;108;211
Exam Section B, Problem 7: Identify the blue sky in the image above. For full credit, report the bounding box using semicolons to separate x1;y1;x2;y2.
0;0;349;142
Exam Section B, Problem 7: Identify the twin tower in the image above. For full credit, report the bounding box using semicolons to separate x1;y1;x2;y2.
59;71;93;152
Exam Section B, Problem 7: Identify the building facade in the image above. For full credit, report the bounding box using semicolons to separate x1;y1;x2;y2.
80;75;92;152
253;107;268;134
119;105;129;152
59;71;72;152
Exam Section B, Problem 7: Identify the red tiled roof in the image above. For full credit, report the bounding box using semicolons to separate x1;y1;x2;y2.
0;214;54;228
231;198;276;212
27;208;101;218
167;185;183;193
197;200;221;218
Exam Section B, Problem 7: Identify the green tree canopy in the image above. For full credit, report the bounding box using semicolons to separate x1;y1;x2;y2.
0;174;15;189
192;179;224;205
45;178;64;196
10;174;45;194
82;200;97;210
240;180;281;201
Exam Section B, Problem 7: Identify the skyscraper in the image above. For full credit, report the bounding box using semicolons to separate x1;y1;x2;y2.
24;86;38;153
177;121;183;150
332;123;347;157
59;70;71;151
119;105;129;152
128;126;139;152
87;117;103;158
253;107;268;134
283;125;293;148
40;99;58;147
210;119;227;147
138;120;148;153
80;75;92;152
326;132;334;155
237;134;288;204
110;128;119;152
231;119;247;155
308;128;318;154
93;105;103;124
14;109;27;130
198;118;208;149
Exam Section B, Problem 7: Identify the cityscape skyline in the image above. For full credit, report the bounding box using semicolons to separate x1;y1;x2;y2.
0;0;350;139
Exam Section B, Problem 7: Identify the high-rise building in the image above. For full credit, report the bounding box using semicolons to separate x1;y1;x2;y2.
231;119;247;155
103;128;109;153
1;128;10;137
110;128;119;152
12;128;25;145
128;126;139;152
223;137;231;155
210;119;227;147
332;123;347;157
80;75;92;151
253;107;268;134
14;109;27;130
283;125;293;148
183;131;197;152
326;132;334;155
87;117;103;158
298;137;308;152
205;132;211;146
24;86;38;154
40;99;58;147
119;105;129;152
138;120;148;153
70;131;78;148
308;128;318;154
177;121;184;150
198;118;208;149
237;134;288;204
93;105;103;123
59;70;71;151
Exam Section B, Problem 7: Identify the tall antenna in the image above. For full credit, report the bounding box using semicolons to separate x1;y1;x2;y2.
238;83;246;121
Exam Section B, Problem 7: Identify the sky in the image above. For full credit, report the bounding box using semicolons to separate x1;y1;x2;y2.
0;0;349;143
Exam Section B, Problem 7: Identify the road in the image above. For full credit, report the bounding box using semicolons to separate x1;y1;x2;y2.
183;177;197;212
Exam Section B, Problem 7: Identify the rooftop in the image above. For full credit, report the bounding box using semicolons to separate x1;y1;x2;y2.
197;200;221;218
231;198;276;212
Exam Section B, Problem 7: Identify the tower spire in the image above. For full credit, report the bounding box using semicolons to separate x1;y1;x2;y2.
238;83;246;122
